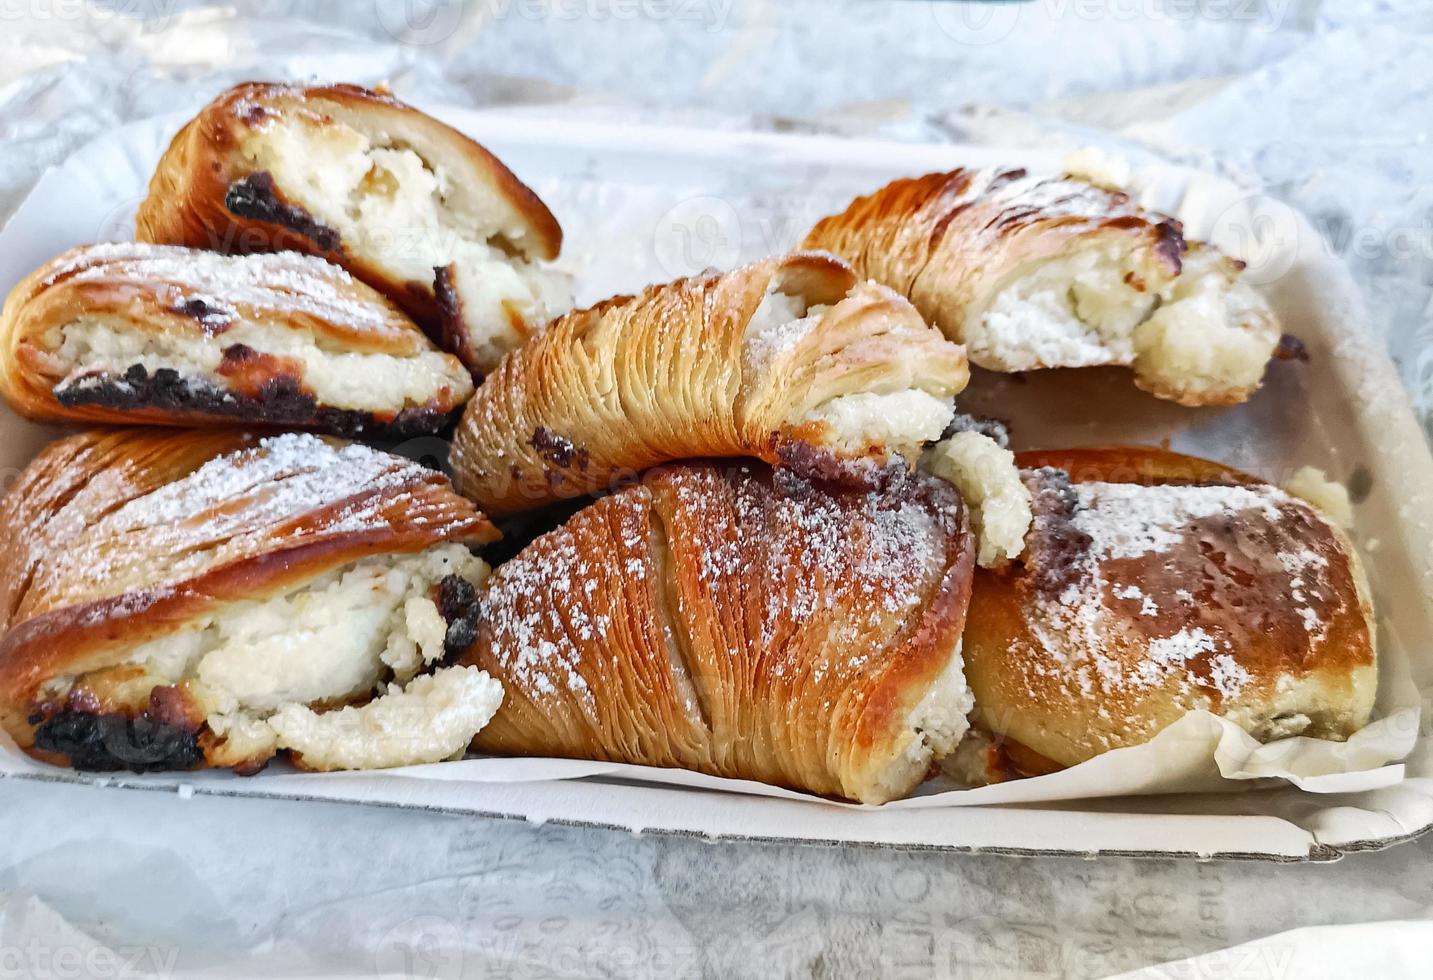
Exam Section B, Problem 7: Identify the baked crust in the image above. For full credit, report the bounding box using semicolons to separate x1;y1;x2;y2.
959;446;1377;773
450;251;970;516
134;81;563;372
0;243;473;435
804;169;1281;405
0;428;498;767
460;462;976;804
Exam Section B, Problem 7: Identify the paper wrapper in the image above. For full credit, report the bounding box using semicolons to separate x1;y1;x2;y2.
0;108;1429;849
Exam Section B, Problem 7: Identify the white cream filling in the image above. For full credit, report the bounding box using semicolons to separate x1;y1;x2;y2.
804;389;954;456
923;431;1033;568
50;319;471;414
973;243;1153;369
1284;466;1354;531
244;120;572;370
860;640;973;805
268;665;503;771
85;543;491;769
1131;251;1278;399
744;289;954;458
971;243;1277;398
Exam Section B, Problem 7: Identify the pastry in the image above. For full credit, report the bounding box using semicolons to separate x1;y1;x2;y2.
953;447;1376;780
450;252;970;516
0;429;502;773
460;462;977;804
0;243;473;436
803;168;1283;405
135;81;571;375
922;416;1032;568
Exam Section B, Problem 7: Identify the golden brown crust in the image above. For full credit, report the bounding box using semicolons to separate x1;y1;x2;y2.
804;168;1183;339
804;169;1280;405
961;447;1377;771
450;252;970;516
0;428;498;755
135;81;561;339
461;463;976;803
0;243;473;435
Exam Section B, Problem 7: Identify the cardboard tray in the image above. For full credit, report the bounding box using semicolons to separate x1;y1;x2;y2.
2;107;1431;860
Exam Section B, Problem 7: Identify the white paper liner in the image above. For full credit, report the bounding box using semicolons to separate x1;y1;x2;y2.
0;108;1427;824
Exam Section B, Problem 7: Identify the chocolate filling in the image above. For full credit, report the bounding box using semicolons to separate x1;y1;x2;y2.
32;710;203;772
940;411;1011;447
1274;333;1310;362
530;426;589;471
436;574;482;661
1021;466;1093;596
224;172;342;254
433;265;477;374
54;364;457;438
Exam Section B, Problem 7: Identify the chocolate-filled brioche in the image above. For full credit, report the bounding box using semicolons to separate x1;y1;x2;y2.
460;462;977;804
135;81;571;375
804;169;1282;405
451;252;970;517
0;429;502;774
0;243;473;435
952;447;1376;781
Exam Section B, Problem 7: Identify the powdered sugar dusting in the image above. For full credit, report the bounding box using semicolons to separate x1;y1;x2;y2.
1072;481;1281;560
34;433;468;607
475;467;959;720
40;243;406;338
1012;477;1339;732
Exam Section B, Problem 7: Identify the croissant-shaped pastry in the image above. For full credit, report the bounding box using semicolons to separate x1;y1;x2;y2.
0;429;502;774
0;243;473;435
135;81;571;376
450;252;971;516
803;169;1283;406
459;462;977;804
949;447;1376;782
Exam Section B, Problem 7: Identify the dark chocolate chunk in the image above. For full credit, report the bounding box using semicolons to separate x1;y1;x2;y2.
33;710;203;773
224;172;343;254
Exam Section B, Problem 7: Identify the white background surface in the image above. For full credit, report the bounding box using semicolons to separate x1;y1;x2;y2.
2;1;1432;977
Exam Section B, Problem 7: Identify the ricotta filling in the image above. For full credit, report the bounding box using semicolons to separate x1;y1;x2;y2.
923;431;1033;568
861;640;974;805
47;544;495;771
971;243;1276;398
804;390;955;456
244;119;572;370
269;665;503;771
49;319;471;414
745;289;955;459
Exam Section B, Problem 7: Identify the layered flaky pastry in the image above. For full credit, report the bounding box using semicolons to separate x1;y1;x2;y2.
950;447;1376;782
451;252;971;516
460;462;977;804
0;243;473;435
135;82;571;375
0;429;502;774
804;169;1283;405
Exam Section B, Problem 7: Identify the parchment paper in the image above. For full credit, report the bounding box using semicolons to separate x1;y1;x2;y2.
0;105;1426;825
